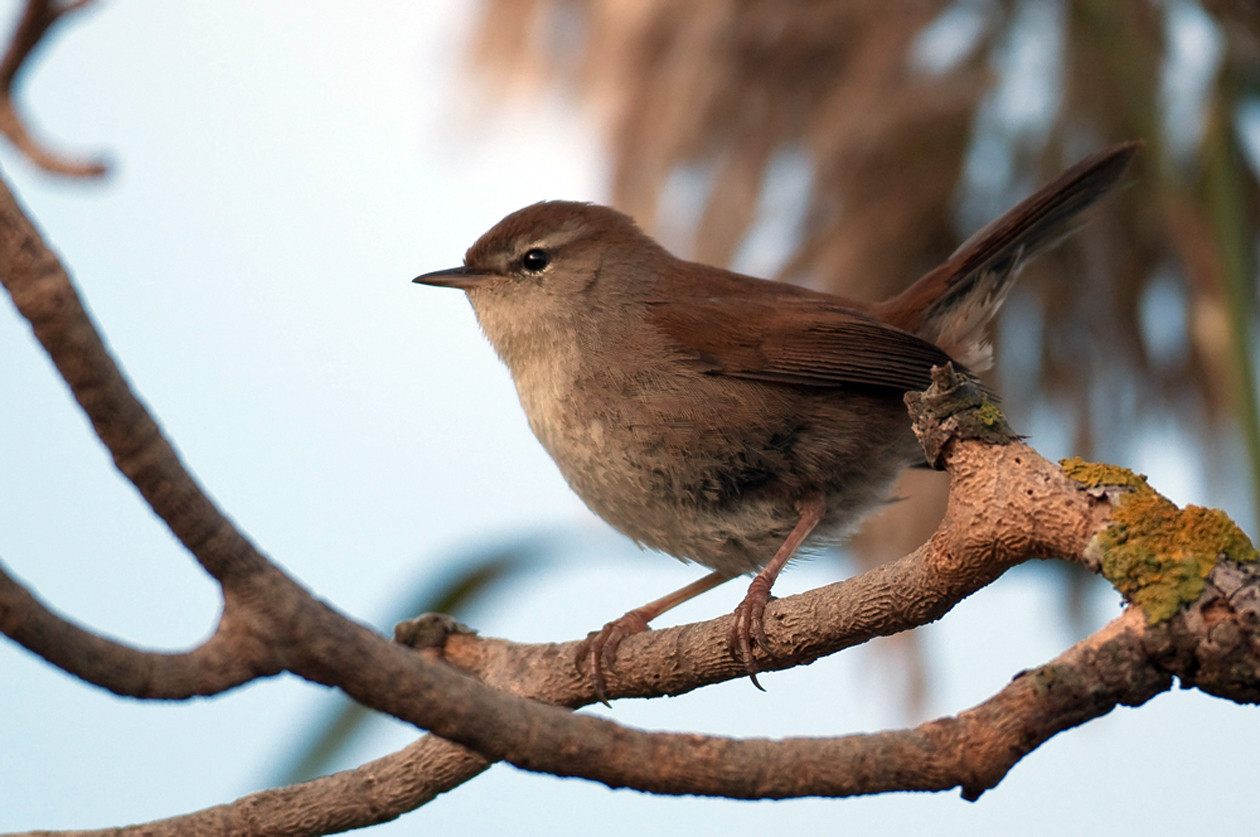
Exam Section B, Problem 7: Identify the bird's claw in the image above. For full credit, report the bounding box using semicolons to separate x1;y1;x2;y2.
728;583;775;690
575;611;651;706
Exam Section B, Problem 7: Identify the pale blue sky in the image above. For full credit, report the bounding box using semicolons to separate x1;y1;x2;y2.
0;3;1253;835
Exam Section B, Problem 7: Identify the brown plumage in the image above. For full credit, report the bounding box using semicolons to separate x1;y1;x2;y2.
414;142;1138;700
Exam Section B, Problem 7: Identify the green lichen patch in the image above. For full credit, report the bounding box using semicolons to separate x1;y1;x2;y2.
1176;505;1259;565
1059;456;1149;491
1063;457;1258;623
976;399;1004;428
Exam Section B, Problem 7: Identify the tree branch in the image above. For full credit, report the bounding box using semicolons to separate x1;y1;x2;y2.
20;737;489;837
0;561;276;698
0;0;107;176
0;165;267;582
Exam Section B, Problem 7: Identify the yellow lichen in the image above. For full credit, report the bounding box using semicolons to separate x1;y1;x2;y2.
1059;457;1149;491
1062;458;1258;623
976;399;1004;428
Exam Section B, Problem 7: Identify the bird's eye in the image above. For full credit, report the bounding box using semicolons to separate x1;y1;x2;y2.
521;248;551;272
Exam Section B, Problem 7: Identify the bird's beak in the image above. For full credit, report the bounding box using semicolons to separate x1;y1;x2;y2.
412;266;491;291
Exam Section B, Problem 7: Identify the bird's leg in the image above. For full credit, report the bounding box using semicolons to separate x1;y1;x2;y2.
577;569;732;705
729;494;826;689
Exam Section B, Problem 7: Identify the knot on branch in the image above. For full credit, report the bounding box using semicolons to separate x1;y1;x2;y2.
904;363;1015;469
395;612;477;650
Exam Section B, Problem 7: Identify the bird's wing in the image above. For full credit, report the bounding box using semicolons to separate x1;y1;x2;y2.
646;278;961;392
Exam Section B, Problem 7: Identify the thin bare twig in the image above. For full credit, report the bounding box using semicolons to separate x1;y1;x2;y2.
0;0;107;176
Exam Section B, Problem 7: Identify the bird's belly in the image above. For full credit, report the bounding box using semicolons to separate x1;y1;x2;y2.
519;375;919;576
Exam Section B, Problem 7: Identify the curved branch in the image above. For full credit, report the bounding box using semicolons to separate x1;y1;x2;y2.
0;0;107;177
466;609;1169;801
0;170;267;582
14;611;1169;837
278;573;1174;806
19;736;489;837
0;559;279;698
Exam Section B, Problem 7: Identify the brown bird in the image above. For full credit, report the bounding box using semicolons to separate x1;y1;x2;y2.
414;142;1137;702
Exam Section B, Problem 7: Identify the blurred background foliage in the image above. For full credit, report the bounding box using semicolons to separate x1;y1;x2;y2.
284;0;1260;781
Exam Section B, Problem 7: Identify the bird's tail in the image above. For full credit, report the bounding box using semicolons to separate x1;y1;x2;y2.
874;141;1140;370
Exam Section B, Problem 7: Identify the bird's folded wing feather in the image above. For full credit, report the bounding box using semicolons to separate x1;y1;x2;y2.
647;287;960;392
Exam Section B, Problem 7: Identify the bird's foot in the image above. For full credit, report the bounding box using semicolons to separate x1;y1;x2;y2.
728;577;775;691
575;610;652;706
